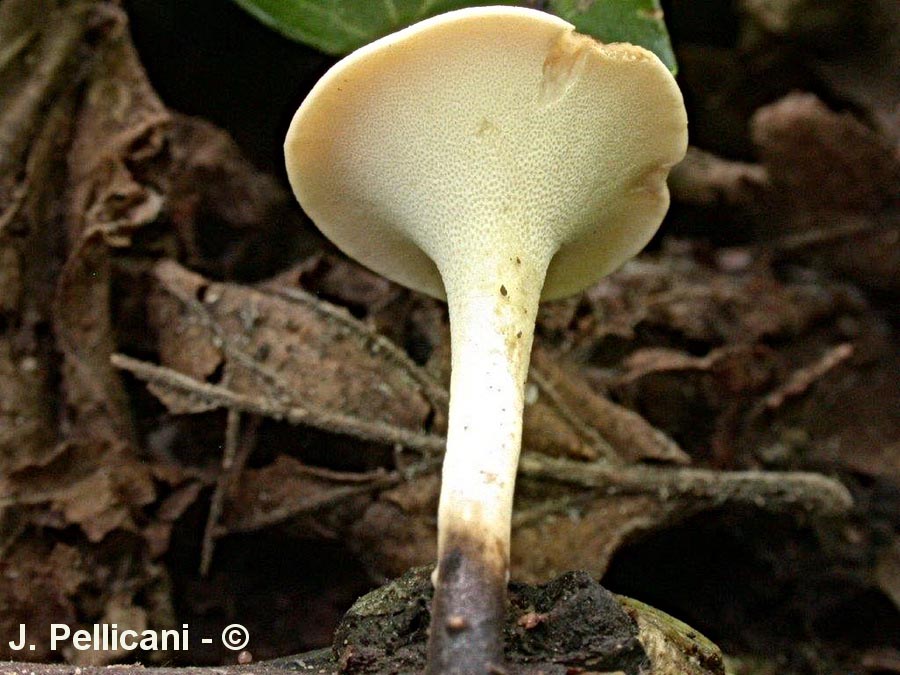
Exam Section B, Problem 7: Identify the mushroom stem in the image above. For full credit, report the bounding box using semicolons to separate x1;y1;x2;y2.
427;251;550;674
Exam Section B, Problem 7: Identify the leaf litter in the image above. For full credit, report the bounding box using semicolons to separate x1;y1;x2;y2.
0;0;896;671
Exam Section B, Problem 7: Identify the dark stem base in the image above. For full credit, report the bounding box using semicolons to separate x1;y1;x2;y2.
426;532;508;674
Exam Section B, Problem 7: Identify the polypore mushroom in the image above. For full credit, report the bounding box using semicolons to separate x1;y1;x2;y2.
284;6;687;673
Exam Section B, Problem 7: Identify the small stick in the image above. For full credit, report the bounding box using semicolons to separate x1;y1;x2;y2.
111;353;446;453
199;406;243;576
518;454;853;515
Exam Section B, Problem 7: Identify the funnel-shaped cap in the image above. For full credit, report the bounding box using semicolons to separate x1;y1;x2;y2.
285;7;687;300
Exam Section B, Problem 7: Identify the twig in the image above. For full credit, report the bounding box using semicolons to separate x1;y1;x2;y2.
518;454;853;516
112;352;853;517
110;353;446;453
762;343;854;410
199;406;243;576
771;216;894;252
290;464;400;484
215;460;449;536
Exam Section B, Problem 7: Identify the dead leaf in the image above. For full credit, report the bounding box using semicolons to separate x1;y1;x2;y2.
0;542;85;662
0;440;155;542
512;495;671;583
149;260;439;434
222;455;394;535
750;92;900;292
54;3;171;444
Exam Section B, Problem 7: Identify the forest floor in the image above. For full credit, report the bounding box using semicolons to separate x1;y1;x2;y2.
0;0;897;673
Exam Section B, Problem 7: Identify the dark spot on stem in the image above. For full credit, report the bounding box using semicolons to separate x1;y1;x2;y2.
500;285;507;296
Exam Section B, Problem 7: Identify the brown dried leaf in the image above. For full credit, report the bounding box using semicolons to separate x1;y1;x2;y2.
748;351;900;483
349;476;440;579
148;264;224;385
512;495;670;583
522;400;598;461
54;4;172;443
531;347;689;465
165;114;295;278
0;0;108;475
0;342;57;472
286;252;402;316
147;260;439;433
750;92;900;292
0;440;155;542
568;249;891;470
580;252;828;350
0;542;86;662
752;93;899;214
222;455;392;535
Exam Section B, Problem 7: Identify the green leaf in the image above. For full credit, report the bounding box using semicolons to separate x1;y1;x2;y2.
546;0;677;73
229;0;677;73
229;0;519;55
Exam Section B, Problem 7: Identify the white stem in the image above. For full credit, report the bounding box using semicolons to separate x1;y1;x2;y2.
426;245;554;673
436;250;550;576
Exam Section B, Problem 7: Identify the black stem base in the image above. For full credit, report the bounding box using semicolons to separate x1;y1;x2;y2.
426;533;507;674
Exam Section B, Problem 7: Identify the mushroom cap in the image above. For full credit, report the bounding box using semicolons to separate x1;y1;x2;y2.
285;6;687;301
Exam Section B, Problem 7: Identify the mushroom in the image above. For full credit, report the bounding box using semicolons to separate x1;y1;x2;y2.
284;6;687;673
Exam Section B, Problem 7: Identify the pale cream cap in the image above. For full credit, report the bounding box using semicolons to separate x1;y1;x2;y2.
285;6;687;300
